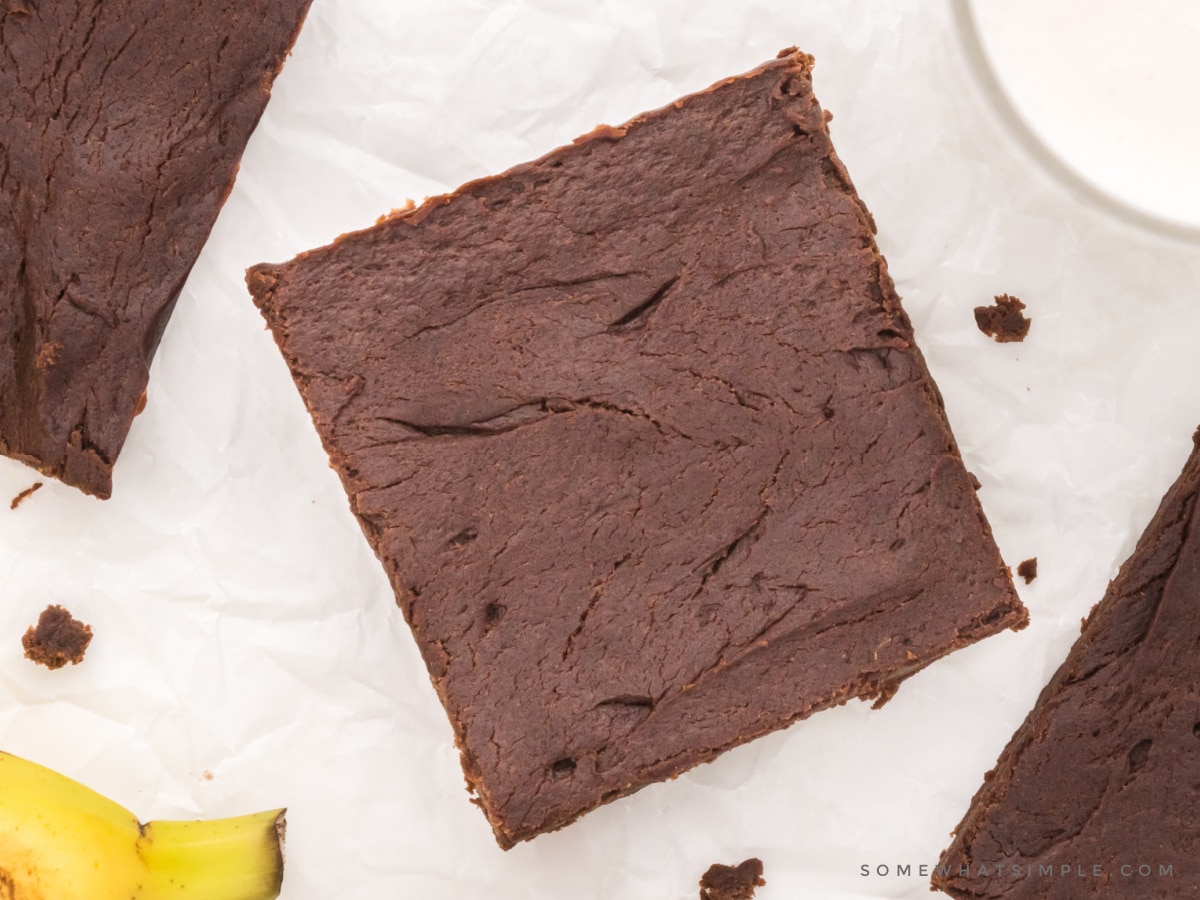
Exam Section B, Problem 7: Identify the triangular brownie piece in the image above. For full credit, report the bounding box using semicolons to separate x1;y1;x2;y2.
249;52;1026;847
0;0;312;497
935;429;1200;897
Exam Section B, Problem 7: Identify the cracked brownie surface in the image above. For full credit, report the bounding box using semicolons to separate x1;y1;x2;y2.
934;430;1200;899
0;0;311;497
248;52;1026;847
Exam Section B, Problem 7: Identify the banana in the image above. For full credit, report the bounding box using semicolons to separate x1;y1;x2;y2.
0;750;285;900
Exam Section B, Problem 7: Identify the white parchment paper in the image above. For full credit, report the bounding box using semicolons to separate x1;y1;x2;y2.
2;1;1199;897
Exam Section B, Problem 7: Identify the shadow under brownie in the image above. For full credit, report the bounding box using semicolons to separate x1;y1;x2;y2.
248;51;1027;848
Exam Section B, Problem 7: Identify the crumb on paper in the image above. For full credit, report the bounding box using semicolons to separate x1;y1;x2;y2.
10;482;43;510
1017;557;1039;584
700;858;765;900
22;605;93;670
202;770;214;781
974;294;1030;343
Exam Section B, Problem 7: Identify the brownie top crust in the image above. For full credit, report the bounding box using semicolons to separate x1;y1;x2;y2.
0;0;312;497
935;431;1200;899
249;52;1025;847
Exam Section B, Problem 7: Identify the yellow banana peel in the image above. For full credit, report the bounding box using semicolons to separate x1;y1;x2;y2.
0;751;285;899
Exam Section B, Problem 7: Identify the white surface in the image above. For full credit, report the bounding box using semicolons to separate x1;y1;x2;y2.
2;1;1199;897
971;0;1200;231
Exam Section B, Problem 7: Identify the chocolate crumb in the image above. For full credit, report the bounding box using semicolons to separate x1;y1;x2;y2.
22;605;93;670
700;858;765;900
974;294;1030;343
1017;557;1038;584
10;482;43;510
868;679;903;709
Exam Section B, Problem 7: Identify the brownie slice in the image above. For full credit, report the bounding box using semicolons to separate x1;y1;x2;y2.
0;0;312;497
248;52;1026;847
934;430;1200;898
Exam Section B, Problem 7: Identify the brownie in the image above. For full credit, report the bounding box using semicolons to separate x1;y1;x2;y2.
0;0;312;498
248;52;1026;847
1016;557;1037;584
22;604;92;669
934;430;1200;898
700;858;765;900
974;294;1030;343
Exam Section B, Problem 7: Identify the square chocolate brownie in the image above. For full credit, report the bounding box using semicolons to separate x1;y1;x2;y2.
248;51;1026;847
0;0;312;497
934;430;1200;898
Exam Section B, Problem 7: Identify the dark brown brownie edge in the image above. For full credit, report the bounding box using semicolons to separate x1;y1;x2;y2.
250;53;818;262
1016;557;1037;584
974;294;1030;343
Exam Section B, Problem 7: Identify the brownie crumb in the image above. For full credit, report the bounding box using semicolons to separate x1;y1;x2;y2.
1017;557;1038;584
22;605;93;670
974;294;1030;343
700;858;765;900
10;482;43;510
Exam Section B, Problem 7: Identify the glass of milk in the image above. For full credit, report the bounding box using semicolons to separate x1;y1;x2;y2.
957;0;1200;237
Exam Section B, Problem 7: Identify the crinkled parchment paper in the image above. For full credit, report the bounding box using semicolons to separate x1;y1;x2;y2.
2;1;1198;897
